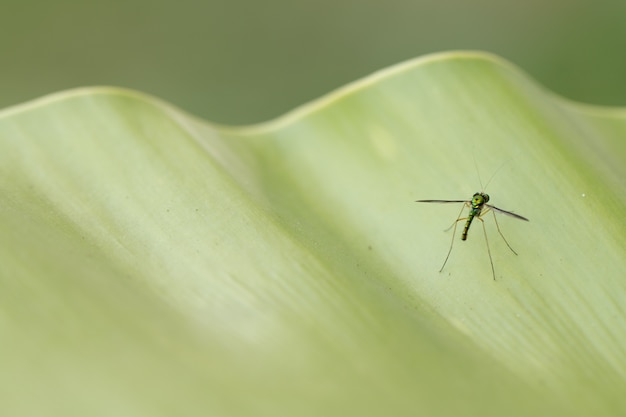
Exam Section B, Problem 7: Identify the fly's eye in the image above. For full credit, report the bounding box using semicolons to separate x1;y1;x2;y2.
483;194;490;203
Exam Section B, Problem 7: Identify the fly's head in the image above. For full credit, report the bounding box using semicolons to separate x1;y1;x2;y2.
472;192;490;207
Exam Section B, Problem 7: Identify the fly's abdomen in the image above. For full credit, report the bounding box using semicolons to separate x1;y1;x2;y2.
462;208;480;240
461;215;473;240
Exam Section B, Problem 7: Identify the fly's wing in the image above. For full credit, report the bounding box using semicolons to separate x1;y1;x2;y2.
415;199;468;203
487;204;529;221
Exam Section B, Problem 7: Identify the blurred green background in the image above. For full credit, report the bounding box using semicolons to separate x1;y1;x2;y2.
2;0;625;124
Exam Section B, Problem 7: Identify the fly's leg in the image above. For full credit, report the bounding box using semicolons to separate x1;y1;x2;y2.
440;203;469;273
444;202;471;232
488;209;518;255
476;216;496;280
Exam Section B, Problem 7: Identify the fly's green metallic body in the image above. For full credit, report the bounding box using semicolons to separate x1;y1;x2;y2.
416;191;529;280
462;192;490;241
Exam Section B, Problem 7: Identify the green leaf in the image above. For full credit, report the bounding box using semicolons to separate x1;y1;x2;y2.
1;51;624;416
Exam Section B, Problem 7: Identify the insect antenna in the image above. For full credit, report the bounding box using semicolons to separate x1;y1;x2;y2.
472;149;510;192
482;160;509;192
